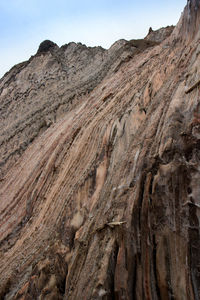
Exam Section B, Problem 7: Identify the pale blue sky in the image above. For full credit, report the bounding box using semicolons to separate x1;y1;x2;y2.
0;0;186;78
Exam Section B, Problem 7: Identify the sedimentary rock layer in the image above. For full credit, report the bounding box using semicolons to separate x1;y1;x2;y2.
0;1;200;299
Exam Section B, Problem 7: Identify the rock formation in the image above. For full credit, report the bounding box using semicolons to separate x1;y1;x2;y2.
0;0;200;299
145;25;175;43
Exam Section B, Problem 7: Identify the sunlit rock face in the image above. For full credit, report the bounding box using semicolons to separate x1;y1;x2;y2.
0;1;200;299
175;0;200;42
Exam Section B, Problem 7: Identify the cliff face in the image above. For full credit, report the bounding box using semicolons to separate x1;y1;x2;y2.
0;1;200;299
0;38;157;179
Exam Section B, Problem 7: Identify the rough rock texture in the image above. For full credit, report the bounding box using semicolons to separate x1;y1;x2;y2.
145;25;175;43
180;0;200;41
0;38;157;179
0;1;200;299
37;40;58;54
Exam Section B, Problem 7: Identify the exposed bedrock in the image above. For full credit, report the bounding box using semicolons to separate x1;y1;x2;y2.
0;1;200;299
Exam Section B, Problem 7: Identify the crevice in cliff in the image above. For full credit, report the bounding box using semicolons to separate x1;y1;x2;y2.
107;242;119;300
152;235;161;300
137;172;147;230
188;203;200;299
0;278;11;300
163;237;175;300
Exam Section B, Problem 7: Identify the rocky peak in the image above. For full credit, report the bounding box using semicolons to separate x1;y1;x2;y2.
37;40;58;55
145;25;175;43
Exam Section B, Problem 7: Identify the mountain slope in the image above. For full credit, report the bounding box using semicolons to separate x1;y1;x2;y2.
0;1;200;299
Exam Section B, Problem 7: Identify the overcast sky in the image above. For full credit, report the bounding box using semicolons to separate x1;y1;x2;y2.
0;0;186;78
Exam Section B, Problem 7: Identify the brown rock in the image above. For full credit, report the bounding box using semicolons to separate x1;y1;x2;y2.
145;25;175;43
0;1;200;299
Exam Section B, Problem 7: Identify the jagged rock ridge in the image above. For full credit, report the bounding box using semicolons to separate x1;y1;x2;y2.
145;25;175;43
0;1;200;299
0;37;157;179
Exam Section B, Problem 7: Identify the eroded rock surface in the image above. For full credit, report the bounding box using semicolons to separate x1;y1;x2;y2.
145;25;175;43
0;1;200;299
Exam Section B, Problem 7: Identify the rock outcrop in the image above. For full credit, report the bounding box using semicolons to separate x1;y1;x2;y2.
145;25;175;43
0;38;157;180
0;1;200;299
37;40;58;54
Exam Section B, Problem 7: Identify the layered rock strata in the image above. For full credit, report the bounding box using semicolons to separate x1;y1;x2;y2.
0;1;200;299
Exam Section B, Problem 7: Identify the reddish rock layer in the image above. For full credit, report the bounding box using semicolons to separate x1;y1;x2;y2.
0;1;200;299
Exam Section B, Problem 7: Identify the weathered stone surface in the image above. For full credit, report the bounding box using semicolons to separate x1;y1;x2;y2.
37;40;58;54
0;1;200;299
145;25;175;43
0;37;157;180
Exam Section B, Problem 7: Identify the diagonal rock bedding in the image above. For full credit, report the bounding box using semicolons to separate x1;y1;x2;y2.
0;1;200;299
